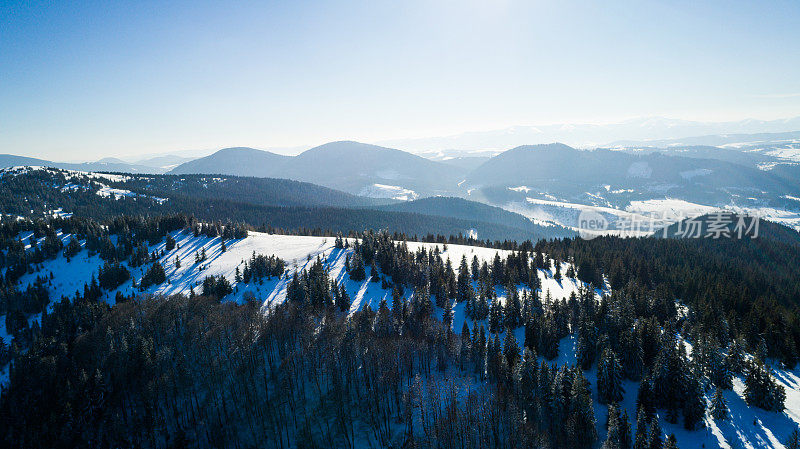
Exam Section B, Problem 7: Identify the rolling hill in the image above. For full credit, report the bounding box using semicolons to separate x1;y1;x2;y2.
169;141;465;198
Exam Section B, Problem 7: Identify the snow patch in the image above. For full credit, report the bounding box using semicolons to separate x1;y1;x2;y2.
680;168;713;180
359;183;419;201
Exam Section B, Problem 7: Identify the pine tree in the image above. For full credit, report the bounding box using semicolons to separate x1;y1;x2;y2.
370;260;380;283
603;404;623;449
710;387;728;421
489;297;503;334
619;409;633;449
634;408;649;449
647;419;662;449
727;338;745;374
457;255;471;303
682;372;705;430
744;360;786;411
503;328;520;369
349;253;366;281
663;435;678;449
337;284;350;312
442;300;454;335
598;348;624;404
568;369;598;449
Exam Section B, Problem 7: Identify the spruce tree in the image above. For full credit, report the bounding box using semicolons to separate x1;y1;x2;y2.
460;322;471;370
744;360;786;412
568;370;598;449
619;409;633;449
634;408;649;449
442;300;454;335
603;404;622;449
457;255;471;303
349;253;366;281
336;284;350;312
374;298;394;337
370;260;380;283
682;372;705;430
647;419;662;449
710;387;728;421
727;338;745;374
504;283;521;329
391;286;404;324
503;328;520;369
598;348;624;404
489;298;503;334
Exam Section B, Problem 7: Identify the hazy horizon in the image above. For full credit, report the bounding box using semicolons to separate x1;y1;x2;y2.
2;0;800;160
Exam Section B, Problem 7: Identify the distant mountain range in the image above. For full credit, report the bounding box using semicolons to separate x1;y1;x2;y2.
0;153;195;174
4;126;800;236
169;141;462;198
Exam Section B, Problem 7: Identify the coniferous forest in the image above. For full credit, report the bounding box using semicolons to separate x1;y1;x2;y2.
0;209;798;448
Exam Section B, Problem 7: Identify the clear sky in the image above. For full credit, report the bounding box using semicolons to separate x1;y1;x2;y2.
2;0;799;160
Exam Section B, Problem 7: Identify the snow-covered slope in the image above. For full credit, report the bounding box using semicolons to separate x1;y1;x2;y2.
16;230;579;312
6;230;800;448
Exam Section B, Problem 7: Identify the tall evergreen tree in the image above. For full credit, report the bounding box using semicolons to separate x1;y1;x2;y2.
647;419;662;449
634;408;649;449
598;348;624;404
568;369;598;449
710;387;728;421
503;328;520;369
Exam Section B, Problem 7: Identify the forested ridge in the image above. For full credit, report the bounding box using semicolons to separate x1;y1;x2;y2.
0;167;564;242
0;212;799;448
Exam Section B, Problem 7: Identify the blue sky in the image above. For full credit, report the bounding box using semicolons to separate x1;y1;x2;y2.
1;0;799;160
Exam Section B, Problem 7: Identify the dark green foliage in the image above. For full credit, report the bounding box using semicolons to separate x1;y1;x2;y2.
139;261;166;289
241;252;285;283
201;275;233;300
710;387;728;421
744;360;786;412
97;261;130;290
63;237;81;258
598;348;624;404
349;252;366;281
